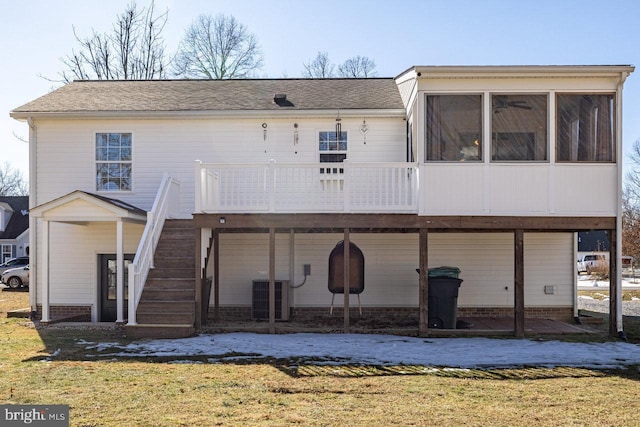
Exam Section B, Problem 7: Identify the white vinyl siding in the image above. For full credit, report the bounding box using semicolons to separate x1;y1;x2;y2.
35;221;144;306
214;232;573;309
34;117;406;217
524;233;574;306
421;163;617;216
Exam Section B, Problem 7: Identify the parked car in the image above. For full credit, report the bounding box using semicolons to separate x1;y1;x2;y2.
0;256;29;275
1;265;29;288
577;254;605;274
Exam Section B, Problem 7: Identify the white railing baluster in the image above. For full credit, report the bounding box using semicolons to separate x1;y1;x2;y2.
127;173;180;326
195;161;419;214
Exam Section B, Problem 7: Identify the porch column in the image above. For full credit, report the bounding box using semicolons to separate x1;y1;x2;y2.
195;226;202;329
213;229;220;321
116;219;124;323
343;228;350;333
609;229;620;336
41;219;50;323
269;228;276;334
514;229;525;337
418;228;429;336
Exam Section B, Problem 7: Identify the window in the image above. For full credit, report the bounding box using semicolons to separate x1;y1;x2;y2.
491;94;547;161
556;94;615;162
96;133;132;191
1;245;12;264
426;95;482;161
319;131;347;174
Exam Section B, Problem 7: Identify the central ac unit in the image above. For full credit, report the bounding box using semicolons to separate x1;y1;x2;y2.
252;280;290;321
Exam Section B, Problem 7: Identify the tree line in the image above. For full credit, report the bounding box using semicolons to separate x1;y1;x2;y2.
58;1;377;82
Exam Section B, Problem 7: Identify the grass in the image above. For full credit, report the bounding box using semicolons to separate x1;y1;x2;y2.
2;289;640;426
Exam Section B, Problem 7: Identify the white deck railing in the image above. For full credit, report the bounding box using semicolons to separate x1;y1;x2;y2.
127;174;180;326
195;160;419;213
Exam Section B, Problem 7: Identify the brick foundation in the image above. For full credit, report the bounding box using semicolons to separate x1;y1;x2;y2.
209;305;573;323
35;305;92;323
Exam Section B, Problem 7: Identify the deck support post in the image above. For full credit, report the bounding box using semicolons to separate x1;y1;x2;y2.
419;228;429;336
195;227;202;329
269;228;276;334
213;229;220;321
343;228;351;333
608;229;619;336
514;229;525;337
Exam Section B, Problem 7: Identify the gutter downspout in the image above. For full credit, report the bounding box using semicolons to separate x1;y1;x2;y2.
616;71;630;334
26;117;37;319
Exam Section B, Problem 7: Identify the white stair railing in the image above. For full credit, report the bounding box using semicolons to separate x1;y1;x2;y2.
127;174;180;326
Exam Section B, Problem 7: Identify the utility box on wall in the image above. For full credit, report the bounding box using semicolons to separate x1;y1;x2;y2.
252;280;290;320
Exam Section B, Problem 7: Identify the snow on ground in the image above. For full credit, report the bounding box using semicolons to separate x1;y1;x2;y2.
79;333;640;369
577;275;640;289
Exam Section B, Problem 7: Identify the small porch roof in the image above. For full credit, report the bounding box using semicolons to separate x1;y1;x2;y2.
30;190;147;224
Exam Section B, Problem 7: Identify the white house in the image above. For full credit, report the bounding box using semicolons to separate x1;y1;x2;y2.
10;65;633;338
0;196;29;262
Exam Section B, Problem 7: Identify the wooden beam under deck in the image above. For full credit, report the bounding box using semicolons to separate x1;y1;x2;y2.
194;213;615;232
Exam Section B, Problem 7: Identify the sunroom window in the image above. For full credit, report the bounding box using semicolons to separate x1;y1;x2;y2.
96;133;132;191
319;131;347;174
491;94;547;161
426;95;482;161
556;94;615;162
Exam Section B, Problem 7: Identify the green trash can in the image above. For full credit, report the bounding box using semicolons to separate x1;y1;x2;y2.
427;266;461;279
428;276;462;329
416;267;463;328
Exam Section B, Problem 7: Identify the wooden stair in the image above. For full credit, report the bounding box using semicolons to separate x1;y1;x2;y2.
125;219;197;339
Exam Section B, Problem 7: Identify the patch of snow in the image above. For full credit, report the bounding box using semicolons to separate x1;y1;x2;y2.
78;333;640;369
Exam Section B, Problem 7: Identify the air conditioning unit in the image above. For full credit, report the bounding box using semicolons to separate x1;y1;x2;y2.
252;280;290;321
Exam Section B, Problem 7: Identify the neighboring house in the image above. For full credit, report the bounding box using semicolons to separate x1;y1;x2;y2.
10;65;634;338
0;196;29;263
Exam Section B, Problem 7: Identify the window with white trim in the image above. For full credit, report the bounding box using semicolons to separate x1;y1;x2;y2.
96;133;132;191
2;244;12;264
319;131;347;174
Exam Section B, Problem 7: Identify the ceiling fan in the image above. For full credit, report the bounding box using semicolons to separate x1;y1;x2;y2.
493;95;532;113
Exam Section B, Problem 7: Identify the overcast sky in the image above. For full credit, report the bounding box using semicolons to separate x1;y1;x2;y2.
3;0;640;181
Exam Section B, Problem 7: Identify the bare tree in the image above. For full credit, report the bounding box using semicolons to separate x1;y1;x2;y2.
0;163;28;196
338;56;378;78
623;138;640;261
174;14;263;79
59;1;169;81
302;52;335;78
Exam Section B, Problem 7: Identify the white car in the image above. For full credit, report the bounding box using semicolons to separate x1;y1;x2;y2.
0;256;29;275
1;265;29;288
577;254;605;275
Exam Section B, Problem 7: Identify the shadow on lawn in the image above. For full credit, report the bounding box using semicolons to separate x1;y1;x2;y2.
21;321;640;383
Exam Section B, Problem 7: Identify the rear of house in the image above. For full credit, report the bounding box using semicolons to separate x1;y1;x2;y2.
10;65;633;338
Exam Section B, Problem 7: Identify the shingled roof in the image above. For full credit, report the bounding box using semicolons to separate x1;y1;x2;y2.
0;196;28;239
11;78;404;116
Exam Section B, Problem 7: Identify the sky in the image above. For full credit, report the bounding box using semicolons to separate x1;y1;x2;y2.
3;0;640;182
76;331;640;369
